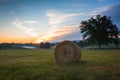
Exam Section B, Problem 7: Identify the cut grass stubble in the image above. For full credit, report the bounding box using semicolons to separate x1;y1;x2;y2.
0;49;120;80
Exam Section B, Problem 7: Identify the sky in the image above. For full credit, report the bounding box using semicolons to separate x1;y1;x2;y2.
0;0;120;43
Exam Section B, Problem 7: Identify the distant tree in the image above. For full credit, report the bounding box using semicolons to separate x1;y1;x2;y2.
73;40;83;47
44;42;51;49
39;42;51;49
39;42;45;48
0;43;13;49
39;42;44;47
79;15;119;48
79;40;88;47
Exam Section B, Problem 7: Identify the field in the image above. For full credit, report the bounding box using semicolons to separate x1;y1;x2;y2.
0;49;120;80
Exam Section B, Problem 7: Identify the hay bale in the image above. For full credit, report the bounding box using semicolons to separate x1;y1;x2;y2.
54;40;81;65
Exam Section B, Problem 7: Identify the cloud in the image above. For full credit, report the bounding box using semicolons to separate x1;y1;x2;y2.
33;10;81;43
46;6;110;26
52;24;81;41
53;25;77;35
34;4;114;43
46;10;82;25
34;24;79;43
24;20;38;24
13;17;38;37
87;6;110;16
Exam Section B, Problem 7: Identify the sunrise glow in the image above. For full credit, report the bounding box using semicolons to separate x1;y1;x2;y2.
0;0;119;43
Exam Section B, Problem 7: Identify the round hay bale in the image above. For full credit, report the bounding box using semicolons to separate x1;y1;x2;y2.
54;40;81;65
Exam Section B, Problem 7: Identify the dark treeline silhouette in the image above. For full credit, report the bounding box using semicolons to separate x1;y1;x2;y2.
0;43;36;49
38;42;51;49
0;39;119;50
0;42;55;49
0;40;85;50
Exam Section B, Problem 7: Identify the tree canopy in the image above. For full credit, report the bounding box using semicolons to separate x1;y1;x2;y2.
79;15;119;48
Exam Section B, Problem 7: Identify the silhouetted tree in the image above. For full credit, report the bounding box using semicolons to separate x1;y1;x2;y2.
79;40;88;47
44;42;51;49
39;42;51;49
73;40;83;47
79;15;119;48
39;42;44;48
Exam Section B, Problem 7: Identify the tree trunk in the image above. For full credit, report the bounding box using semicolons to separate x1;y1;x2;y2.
98;42;101;49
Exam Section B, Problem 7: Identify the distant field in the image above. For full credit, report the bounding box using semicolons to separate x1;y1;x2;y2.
0;49;120;80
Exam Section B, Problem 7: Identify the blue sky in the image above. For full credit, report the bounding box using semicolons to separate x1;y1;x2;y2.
0;0;120;43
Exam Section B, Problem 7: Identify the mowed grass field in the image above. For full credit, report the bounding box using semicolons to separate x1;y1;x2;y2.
0;49;120;80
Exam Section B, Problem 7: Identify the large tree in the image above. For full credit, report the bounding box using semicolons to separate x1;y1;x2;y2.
79;15;119;48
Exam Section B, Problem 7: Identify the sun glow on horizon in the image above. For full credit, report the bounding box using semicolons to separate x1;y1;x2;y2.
33;25;78;43
0;0;119;44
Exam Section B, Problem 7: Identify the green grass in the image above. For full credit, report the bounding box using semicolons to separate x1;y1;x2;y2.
0;49;120;80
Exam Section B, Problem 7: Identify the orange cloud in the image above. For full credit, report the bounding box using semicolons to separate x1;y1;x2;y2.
34;25;78;43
